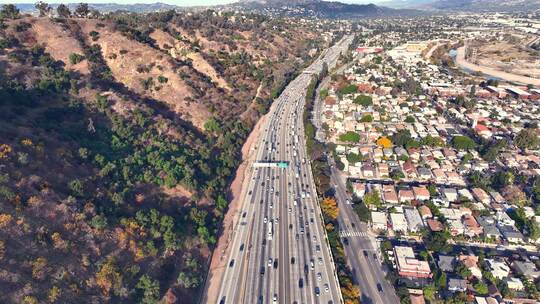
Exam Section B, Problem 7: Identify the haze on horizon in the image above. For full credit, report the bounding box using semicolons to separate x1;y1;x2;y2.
2;0;389;6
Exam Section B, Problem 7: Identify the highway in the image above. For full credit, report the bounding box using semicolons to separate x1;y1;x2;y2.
215;35;353;304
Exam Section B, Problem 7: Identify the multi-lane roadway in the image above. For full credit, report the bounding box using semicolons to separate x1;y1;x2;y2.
215;35;353;304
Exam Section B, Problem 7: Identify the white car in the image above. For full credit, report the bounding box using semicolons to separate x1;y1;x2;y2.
317;273;322;281
324;284;329;293
318;257;323;265
268;258;273;267
264;217;268;223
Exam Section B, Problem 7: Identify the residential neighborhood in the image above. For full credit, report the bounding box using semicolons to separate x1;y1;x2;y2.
317;13;540;304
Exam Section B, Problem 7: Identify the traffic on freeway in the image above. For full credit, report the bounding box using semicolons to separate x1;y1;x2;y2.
215;36;353;304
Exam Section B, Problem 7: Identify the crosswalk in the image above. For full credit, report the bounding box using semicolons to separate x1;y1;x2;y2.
339;230;368;237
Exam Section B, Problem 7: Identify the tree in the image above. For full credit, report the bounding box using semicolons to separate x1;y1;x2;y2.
360;114;373;122
204;117;220;133
136;274;160;304
436;271;447;289
515;129;540;150
35;1;51;17
363;191;382;208
0;4;20;19
74;3;89;18
346;152;363;164
456;262;472;278
56;4;71;18
451;135;476;150
69;53;85;65
339;131;361;143
376;136;392;148
474;281;488;295
96;258;123;296
423;284;437;300
405;115;415;123
392;129;412;147
353;95;373;106
321;197;339;221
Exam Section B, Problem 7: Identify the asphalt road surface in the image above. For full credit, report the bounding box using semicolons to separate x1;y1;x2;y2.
215;36;353;304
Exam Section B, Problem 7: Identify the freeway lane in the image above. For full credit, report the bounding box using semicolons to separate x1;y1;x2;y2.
214;36;352;304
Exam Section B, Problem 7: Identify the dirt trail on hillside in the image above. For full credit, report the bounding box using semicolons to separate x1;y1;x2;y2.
202;111;267;304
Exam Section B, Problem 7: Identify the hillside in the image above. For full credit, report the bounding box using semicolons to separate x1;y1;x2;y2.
0;5;327;303
380;0;540;11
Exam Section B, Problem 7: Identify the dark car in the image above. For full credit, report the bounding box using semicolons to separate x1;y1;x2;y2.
299;278;304;288
315;287;320;297
229;260;234;267
363;250;368;257
220;296;226;304
260;267;265;275
343;237;349;246
291;257;295;264
273;259;278;269
377;283;383;293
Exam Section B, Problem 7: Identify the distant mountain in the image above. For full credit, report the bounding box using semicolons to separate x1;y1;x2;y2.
15;2;183;14
235;0;420;18
380;0;540;11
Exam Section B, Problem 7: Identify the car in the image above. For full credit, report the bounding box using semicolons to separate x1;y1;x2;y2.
273;294;277;304
317;272;322;281
316;245;321;252
377;283;383;293
219;296;226;304
312;236;317;242
295;234;299;240
229;260;235;267
260;199;263;204
318;257;323;265
314;287;320;297
298;278;304;288
373;253;377;259
343;237;349;245
248;190;252;195
269;203;273;209
262;239;266;246
324;284;329;293
346;199;351;205
264;217;267;223
268;258;272;267
289;224;293;230
260;266;265;275
310;218;314;223
273;259;278;269
363;250;368;257
310;260;315;270
240;244;244;251
242;212;247;218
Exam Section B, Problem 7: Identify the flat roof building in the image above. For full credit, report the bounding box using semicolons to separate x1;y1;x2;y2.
394;246;432;278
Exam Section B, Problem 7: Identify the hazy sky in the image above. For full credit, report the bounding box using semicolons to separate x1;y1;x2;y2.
2;0;387;6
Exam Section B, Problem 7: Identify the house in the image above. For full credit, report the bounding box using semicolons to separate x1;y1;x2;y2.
472;188;491;205
371;211;388;231
486;258;510;280
442;188;459;202
474;297;499;304
404;207;424;233
506;277;524;291
437;255;455;272
413;186;430;201
399;189;415;203
448;219;465;236
353;182;366;198
409;294;425;304
499;224;525;244
459;255;482;279
448;278;468;293
390;213;409;233
383;188;399;204
427;219;444;232
511;260;540;279
417;167;432;180
402;160;417;178
462;215;483;237
394;246;432;278
477;216;502;241
362;164;375;178
418;205;432;220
